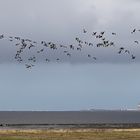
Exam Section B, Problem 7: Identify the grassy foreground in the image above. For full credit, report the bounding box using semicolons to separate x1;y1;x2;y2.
0;129;140;140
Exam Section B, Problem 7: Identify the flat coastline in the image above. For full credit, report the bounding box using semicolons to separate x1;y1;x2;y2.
0;111;140;139
1;123;140;130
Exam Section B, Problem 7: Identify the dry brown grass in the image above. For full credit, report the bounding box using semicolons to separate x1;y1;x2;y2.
0;128;140;140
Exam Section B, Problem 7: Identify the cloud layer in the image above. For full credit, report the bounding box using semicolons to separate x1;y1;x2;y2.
0;0;140;64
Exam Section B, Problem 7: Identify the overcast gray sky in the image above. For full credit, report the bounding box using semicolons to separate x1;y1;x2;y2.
0;0;140;110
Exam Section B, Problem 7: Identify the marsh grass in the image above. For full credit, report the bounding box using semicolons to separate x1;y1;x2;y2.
0;129;140;140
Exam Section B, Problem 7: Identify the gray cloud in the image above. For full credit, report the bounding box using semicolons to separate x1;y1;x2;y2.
0;0;140;64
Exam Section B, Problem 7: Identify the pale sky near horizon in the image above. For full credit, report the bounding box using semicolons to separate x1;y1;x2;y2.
0;0;140;110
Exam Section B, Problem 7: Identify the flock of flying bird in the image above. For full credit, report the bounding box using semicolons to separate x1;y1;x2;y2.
0;28;139;68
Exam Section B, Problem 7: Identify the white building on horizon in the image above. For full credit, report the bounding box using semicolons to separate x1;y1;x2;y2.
137;104;140;110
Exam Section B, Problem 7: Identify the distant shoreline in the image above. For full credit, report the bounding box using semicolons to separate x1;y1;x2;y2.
1;123;140;129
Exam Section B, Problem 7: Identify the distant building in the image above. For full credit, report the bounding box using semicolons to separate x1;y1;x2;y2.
138;104;140;110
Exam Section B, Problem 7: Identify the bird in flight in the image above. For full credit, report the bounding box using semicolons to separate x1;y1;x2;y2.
25;64;34;69
0;34;4;39
131;29;136;34
112;32;116;35
83;29;87;33
131;55;136;60
134;41;139;44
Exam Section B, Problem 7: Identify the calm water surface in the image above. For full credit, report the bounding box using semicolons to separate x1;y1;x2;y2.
0;111;140;125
